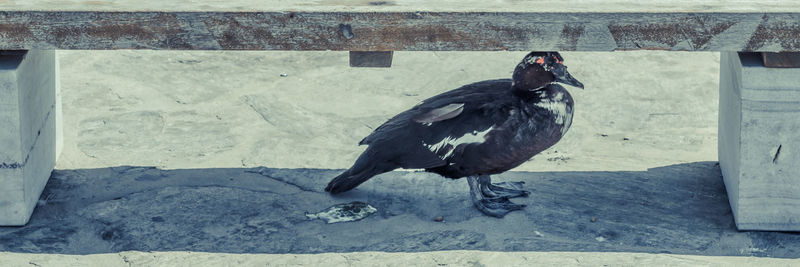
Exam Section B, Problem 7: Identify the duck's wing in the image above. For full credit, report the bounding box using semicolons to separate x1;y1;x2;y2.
359;79;511;146
413;103;464;124
357;79;513;169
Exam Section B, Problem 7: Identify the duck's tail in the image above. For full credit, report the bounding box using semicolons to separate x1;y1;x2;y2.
325;167;382;194
325;149;392;194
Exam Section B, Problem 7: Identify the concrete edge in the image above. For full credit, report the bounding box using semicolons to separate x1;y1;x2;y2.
718;51;742;230
19;50;58;226
55;50;62;163
3;251;799;267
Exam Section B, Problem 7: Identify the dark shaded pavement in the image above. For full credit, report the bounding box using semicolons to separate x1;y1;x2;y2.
1;162;799;258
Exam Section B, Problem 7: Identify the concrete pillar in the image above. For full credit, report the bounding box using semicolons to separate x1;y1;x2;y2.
719;52;800;231
0;50;59;226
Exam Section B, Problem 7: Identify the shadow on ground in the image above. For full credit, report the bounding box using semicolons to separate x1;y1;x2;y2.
1;162;799;257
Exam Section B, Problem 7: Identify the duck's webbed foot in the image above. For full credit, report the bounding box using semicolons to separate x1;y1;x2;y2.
483;178;530;199
466;175;528;218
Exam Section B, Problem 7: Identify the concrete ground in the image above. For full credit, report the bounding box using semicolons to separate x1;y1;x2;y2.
2;50;799;265
2;163;800;257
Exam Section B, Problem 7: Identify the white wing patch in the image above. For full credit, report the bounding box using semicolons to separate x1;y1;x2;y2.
425;127;493;160
554;92;564;101
535;99;569;125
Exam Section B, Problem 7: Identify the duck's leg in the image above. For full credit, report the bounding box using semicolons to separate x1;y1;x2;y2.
479;175;530;199
467;175;526;218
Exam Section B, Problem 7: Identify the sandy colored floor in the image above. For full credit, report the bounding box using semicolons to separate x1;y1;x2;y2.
55;50;718;172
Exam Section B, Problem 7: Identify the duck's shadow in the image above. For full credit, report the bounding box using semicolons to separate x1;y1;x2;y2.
1;162;799;257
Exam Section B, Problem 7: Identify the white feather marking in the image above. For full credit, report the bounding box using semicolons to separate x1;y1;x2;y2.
426;127;493;160
554;92;564;101
535;99;569;125
561;108;573;135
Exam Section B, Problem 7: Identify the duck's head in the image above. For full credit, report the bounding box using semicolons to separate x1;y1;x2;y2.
512;51;584;91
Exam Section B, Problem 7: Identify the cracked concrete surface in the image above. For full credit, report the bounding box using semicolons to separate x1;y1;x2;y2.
2;163;800;257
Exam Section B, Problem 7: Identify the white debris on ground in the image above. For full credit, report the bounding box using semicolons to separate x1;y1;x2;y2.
305;201;378;224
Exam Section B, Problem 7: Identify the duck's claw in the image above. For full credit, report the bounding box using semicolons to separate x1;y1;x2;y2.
476;198;526;218
467;175;529;218
487;181;530;198
477;176;530;199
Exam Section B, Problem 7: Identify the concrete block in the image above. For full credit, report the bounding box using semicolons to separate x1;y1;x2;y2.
55;51;62;161
0;50;58;226
719;52;800;231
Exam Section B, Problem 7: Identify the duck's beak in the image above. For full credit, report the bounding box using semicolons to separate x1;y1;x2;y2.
551;63;584;89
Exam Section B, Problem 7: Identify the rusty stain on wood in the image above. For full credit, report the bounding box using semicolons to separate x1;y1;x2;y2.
608;16;736;51
0;22;32;45
559;24;584;50
0;11;799;51
746;15;800;51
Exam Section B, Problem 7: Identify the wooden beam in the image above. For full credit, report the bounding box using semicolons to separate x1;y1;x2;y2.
1;11;800;51
762;52;800;68
2;1;800;51
4;0;800;13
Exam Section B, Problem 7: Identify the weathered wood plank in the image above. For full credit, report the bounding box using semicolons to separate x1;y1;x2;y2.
3;0;800;13
1;11;800;51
